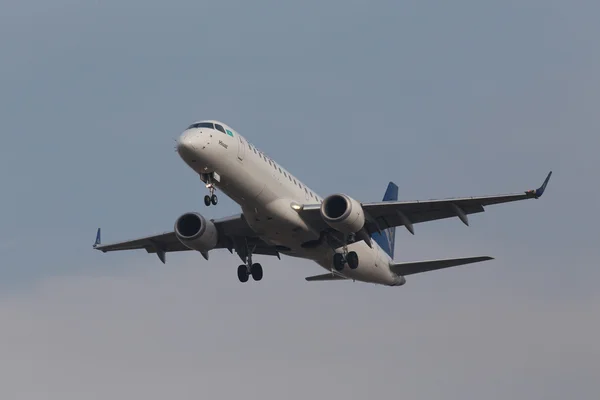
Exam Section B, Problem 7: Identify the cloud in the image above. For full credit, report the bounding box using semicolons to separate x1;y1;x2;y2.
0;255;597;399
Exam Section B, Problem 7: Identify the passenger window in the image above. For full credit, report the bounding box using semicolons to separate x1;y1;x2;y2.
268;160;272;166
289;175;292;181
283;171;287;178
248;143;251;150
253;148;257;154
215;124;226;134
293;178;297;184
278;167;282;173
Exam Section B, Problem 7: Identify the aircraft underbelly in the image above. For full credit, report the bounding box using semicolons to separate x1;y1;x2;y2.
312;242;394;285
219;165;266;204
243;199;319;249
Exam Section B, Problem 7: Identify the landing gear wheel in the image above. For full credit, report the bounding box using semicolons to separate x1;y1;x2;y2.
251;263;263;281
204;173;218;206
333;253;345;271
237;265;249;283
347;251;359;269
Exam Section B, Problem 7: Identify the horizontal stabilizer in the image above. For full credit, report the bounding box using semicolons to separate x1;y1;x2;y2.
305;273;348;282
390;256;494;276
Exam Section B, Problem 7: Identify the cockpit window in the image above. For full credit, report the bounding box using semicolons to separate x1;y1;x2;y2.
215;124;226;134
188;122;214;129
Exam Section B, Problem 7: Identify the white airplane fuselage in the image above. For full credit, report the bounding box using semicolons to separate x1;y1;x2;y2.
177;121;403;286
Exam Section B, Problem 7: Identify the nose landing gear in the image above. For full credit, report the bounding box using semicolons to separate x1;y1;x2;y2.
201;173;219;206
204;193;218;206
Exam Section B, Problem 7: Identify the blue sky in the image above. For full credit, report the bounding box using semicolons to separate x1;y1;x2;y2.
0;1;598;398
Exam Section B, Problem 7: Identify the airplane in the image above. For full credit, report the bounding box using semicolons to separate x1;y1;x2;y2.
94;120;552;286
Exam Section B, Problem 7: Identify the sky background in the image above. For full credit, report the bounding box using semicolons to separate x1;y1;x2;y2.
1;0;599;398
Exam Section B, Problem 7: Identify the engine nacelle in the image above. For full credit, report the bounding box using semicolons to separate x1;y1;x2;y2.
320;194;366;234
174;212;218;252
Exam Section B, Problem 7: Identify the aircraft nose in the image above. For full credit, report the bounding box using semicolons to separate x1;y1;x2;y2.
177;130;196;156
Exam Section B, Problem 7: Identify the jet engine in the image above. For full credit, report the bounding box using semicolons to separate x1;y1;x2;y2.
320;194;366;234
174;212;218;252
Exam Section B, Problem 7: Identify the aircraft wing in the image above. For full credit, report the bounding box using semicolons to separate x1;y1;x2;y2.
299;172;552;236
93;214;280;263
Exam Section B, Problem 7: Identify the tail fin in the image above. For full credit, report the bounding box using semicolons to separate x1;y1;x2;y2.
371;182;398;258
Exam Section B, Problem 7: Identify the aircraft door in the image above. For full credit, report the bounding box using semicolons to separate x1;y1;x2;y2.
237;136;246;161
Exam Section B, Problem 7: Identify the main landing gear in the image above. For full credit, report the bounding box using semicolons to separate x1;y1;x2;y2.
332;243;359;271
237;256;263;283
234;238;264;283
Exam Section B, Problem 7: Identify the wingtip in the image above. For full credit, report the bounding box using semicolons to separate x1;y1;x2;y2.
535;171;552;198
93;228;101;248
526;171;552;199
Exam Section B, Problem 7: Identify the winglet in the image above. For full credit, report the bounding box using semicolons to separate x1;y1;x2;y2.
94;228;101;248
534;171;552;198
156;248;166;264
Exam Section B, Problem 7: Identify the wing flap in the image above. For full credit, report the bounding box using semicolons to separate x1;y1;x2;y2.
369;202;486;228
390;256;494;276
